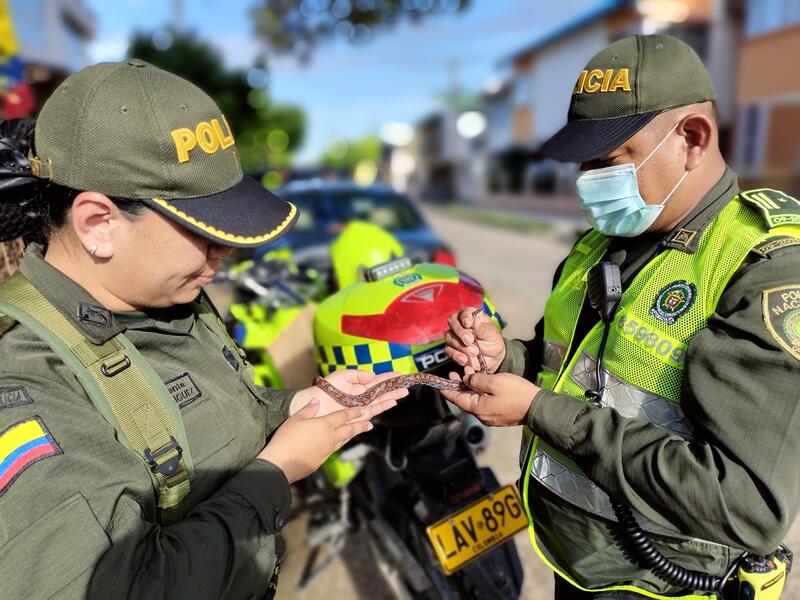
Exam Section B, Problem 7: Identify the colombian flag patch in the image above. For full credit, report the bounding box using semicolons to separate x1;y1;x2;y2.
0;416;62;496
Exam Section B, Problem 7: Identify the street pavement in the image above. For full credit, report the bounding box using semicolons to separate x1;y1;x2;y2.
475;192;585;225
270;207;800;599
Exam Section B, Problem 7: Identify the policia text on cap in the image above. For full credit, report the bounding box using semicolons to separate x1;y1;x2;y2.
443;34;800;600
0;61;408;598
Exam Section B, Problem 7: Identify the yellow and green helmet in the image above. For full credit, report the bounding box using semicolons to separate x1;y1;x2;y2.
313;260;505;376
330;220;405;289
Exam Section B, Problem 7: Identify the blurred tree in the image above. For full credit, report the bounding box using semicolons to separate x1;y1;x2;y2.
319;134;382;171
250;0;471;61
128;30;306;174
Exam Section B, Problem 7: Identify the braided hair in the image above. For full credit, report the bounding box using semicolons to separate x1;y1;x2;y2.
0;119;144;246
0;119;47;244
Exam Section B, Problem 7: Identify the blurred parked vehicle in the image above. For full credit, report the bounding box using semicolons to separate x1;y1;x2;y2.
223;248;325;390
253;181;456;282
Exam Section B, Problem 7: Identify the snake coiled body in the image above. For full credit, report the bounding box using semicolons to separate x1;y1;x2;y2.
313;373;469;407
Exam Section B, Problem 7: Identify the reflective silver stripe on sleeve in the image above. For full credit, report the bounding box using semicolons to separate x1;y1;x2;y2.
569;352;694;438
528;353;714;540
530;442;681;536
541;340;567;373
529;442;732;549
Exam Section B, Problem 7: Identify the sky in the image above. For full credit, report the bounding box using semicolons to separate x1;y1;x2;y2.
85;0;606;163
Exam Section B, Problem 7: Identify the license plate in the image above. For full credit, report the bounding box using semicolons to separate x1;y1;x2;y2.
425;484;528;575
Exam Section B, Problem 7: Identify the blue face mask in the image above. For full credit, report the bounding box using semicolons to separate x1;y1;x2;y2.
575;121;688;237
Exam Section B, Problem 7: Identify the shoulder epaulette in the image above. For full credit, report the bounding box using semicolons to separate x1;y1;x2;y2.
740;188;800;229
751;235;800;258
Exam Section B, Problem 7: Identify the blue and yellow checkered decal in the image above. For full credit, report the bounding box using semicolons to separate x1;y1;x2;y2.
316;341;419;375
314;303;505;376
482;301;506;330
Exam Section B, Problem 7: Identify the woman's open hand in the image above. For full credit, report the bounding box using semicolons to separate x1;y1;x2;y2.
259;397;394;483
289;369;409;419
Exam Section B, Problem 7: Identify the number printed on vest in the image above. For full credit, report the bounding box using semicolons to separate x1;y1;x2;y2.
616;314;687;367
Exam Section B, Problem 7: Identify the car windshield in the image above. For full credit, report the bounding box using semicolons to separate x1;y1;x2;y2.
285;190;423;234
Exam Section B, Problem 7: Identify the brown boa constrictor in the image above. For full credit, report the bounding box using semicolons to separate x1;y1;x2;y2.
314;309;487;407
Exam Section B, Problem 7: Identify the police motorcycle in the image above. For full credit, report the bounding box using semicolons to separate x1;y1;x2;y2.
222;223;410;388
223;247;327;388
297;222;525;599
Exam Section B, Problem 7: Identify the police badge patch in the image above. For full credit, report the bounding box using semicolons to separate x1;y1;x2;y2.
650;281;696;325
763;285;800;363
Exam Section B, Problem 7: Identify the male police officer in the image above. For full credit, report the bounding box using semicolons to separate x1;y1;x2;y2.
443;34;800;599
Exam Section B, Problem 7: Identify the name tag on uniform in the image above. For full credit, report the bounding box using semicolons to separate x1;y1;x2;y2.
164;373;203;408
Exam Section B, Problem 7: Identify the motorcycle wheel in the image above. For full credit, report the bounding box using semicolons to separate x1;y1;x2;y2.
378;493;491;600
363;514;453;600
378;472;523;599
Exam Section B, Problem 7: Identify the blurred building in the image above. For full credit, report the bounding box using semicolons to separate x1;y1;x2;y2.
485;0;743;196
401;1;800;203
414;112;453;201
482;79;523;194
412;95;486;203
732;0;800;195
1;0;95;117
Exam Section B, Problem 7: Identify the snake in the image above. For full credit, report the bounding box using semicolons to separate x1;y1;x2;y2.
314;308;487;407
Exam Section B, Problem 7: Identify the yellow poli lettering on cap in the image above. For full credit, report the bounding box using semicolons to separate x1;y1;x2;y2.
170;115;235;163
573;68;631;95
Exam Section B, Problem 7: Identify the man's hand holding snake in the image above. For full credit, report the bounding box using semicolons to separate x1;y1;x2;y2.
441;372;539;427
445;307;506;374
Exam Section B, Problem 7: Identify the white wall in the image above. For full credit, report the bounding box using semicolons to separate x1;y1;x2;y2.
522;23;611;145
12;0;95;72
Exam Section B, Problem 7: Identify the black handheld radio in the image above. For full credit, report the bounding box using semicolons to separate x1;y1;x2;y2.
587;261;622;323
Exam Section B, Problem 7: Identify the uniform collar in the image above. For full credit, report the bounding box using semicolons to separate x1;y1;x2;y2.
658;167;739;253
606;167;740;283
19;244;195;344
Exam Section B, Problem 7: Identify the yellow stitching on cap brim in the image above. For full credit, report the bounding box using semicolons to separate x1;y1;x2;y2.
151;198;296;244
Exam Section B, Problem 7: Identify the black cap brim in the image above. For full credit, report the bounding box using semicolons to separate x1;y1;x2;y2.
143;175;297;249
539;111;661;163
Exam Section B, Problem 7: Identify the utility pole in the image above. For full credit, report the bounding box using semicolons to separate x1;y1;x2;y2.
173;0;184;34
448;59;463;203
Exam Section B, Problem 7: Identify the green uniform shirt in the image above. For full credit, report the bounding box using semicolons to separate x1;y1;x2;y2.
0;245;296;599
501;169;800;580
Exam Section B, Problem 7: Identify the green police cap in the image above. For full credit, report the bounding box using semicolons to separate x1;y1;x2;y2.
540;34;716;163
31;59;296;248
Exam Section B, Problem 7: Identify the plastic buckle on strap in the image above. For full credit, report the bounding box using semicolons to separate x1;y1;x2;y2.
144;436;183;476
100;354;131;377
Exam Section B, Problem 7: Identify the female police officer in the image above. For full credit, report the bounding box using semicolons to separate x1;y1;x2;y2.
0;60;406;599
